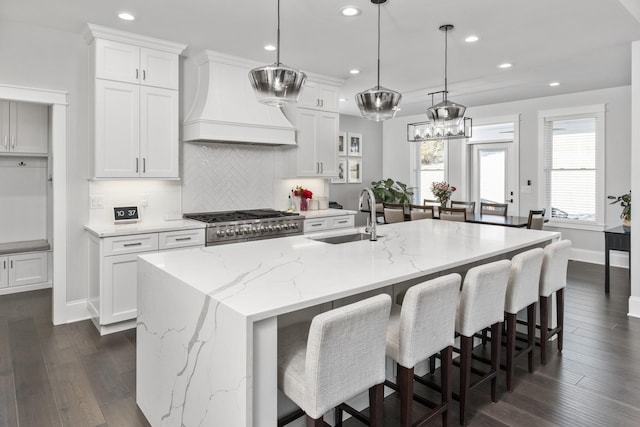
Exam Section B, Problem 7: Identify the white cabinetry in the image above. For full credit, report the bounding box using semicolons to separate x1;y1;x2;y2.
85;24;185;179
304;214;355;234
0;252;49;290
0;101;48;155
294;109;339;177
298;81;340;112
87;227;204;335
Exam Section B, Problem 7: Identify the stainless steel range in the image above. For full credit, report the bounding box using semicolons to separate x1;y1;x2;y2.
183;209;304;246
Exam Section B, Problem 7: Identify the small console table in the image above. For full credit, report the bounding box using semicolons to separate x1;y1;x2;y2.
604;226;630;294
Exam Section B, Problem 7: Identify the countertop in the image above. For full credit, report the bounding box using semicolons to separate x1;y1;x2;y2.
298;208;357;219
84;219;205;238
139;219;559;321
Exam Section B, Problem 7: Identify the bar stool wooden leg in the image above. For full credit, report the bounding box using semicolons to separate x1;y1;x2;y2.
306;415;324;427
397;365;413;427
459;335;473;425
505;314;516;392
429;356;436;374
557;288;564;352
369;383;384;427
441;346;453;427
539;296;549;365
490;322;501;402
527;303;536;373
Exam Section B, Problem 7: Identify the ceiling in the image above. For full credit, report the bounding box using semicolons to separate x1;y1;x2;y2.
3;0;640;117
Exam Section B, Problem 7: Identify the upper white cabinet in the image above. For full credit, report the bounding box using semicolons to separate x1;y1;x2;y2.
0;101;48;155
85;24;186;179
298;81;340;112
95;39;179;90
294;109;339;177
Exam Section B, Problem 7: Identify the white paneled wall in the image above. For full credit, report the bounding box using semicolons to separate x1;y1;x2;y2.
0;157;47;244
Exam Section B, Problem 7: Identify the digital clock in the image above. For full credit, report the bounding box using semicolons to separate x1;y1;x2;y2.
113;206;140;224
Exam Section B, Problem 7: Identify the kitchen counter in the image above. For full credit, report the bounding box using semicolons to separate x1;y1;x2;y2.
136;220;560;426
298;208;357;219
84;219;205;238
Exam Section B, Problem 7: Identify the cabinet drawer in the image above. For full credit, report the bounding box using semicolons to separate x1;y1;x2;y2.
103;233;158;256
329;215;355;229
158;229;205;250
304;218;329;233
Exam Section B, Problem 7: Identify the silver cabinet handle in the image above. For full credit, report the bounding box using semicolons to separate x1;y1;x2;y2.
10;136;15;150
136;69;139;79
124;242;143;247
3;136;7;149
175;237;192;241
143;70;146;80
320;99;324;108
337;220;348;224
311;223;322;227
3;260;5;269
136;158;139;173
10;260;13;269
143;158;146;173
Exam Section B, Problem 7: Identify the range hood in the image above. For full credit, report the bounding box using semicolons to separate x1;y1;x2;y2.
183;50;296;145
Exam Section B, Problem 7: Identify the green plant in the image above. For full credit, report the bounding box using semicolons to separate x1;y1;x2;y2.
371;178;414;204
608;191;631;221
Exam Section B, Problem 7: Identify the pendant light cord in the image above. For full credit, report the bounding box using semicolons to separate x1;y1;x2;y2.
276;0;281;66
443;26;448;101
376;2;381;89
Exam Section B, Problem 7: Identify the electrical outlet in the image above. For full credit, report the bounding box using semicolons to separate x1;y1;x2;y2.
90;195;104;209
140;193;149;207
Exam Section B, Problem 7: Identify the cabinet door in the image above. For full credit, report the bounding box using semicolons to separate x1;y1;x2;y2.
317;85;339;112
295;109;320;176
140;48;179;90
11;102;48;154
0;256;7;288
101;251;154;324
0;101;9;153
315;112;339;177
94;39;140;84
8;252;48;287
297;81;320;110
95;80;140;177
139;87;178;178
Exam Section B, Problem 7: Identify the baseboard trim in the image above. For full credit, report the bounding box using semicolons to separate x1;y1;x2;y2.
0;282;51;296
628;297;640;318
570;248;629;268
66;299;91;323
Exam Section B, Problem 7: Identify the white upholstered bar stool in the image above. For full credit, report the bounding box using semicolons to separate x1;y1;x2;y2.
456;260;511;425
385;274;461;427
503;248;544;391
538;240;571;365
277;294;392;427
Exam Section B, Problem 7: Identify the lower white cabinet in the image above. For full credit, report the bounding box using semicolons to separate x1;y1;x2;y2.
88;228;204;335
0;252;48;290
303;214;355;234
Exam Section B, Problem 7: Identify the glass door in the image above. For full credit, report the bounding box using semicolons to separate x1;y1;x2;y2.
470;142;519;215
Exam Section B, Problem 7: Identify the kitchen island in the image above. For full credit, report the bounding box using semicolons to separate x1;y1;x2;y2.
136;219;560;426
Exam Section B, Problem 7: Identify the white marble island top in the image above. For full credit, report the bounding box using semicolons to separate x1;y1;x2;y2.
136;219;560;427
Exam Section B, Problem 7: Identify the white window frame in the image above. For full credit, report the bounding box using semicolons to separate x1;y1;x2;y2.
537;104;606;231
415;139;448;204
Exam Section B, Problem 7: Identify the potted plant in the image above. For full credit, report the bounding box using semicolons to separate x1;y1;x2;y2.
371;178;414;205
608;191;631;231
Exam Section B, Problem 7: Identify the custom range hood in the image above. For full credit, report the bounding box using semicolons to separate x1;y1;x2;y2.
183;50;296;145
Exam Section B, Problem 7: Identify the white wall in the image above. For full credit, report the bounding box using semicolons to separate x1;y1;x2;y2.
383;86;632;262
630;41;640;317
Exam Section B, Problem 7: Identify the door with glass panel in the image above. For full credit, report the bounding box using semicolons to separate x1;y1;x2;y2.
470;142;519;215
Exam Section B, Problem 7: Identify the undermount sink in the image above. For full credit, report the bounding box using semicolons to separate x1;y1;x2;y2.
311;233;381;244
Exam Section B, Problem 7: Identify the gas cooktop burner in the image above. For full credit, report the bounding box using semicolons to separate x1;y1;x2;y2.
184;209;299;223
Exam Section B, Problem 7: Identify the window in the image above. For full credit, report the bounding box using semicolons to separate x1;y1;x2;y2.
417;139;446;202
540;105;605;229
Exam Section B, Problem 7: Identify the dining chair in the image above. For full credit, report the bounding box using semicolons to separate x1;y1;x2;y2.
480;202;508;216
384;208;405;224
409;205;435;221
527;209;546;229
438;207;467;222
450;201;476;216
423;199;440;207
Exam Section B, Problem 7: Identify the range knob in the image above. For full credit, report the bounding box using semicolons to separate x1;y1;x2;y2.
245;228;251;235
216;230;224;237
275;225;282;231
267;225;274;232
226;229;234;236
252;227;259;234
291;223;298;229
283;224;290;230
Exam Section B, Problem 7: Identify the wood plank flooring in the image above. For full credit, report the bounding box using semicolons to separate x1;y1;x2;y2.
0;260;636;426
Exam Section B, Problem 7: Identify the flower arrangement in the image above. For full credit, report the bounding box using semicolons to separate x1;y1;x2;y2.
608;191;631;226
431;181;456;207
293;186;313;211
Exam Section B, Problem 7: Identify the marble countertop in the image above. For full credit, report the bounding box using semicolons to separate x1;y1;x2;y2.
298;208;357;219
84;219;205;238
139;219;559;321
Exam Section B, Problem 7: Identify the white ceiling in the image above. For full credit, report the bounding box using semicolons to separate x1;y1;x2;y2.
3;0;640;117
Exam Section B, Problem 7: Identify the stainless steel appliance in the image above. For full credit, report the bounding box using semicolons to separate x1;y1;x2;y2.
183;209;303;246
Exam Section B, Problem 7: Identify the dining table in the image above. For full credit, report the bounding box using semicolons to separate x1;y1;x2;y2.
465;213;531;228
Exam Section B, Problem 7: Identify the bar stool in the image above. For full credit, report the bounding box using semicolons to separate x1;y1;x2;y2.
503;248;544;391
277;294;391;426
456;260;511;425
385;274;461;427
539;240;571;365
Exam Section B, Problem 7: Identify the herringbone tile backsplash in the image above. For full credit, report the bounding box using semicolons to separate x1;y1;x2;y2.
182;142;276;212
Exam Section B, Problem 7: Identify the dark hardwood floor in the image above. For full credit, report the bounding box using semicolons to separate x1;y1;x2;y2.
0;261;637;426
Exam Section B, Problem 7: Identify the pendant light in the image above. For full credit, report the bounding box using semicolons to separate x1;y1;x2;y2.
248;0;307;106
426;24;466;124
355;0;401;121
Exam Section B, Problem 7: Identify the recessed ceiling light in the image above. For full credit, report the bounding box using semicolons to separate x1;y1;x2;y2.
349;69;360;75
498;63;513;69
549;82;560;87
264;44;276;51
341;7;361;17
118;12;135;21
339;98;348;102
465;35;479;43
